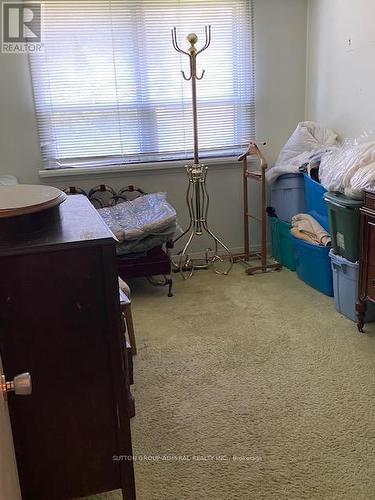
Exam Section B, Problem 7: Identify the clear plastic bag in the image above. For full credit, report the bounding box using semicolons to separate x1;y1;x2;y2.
98;192;177;243
319;140;375;199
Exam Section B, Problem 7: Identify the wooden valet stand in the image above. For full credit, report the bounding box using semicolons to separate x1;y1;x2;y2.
233;141;282;275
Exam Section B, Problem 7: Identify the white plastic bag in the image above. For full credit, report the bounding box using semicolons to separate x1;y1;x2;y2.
275;121;338;165
319;141;375;199
266;121;338;183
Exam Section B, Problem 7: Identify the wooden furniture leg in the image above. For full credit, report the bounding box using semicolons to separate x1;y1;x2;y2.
124;303;137;355
125;339;135;418
119;278;137;355
261;156;267;272
356;300;366;333
119;298;135;418
243;156;250;262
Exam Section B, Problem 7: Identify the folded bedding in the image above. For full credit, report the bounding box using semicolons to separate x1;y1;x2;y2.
291;214;331;246
98;192;177;242
116;221;178;256
98;192;178;254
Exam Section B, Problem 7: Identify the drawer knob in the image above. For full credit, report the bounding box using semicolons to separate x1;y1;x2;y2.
1;372;32;400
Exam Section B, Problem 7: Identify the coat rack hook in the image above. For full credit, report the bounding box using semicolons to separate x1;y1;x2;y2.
197;25;212;55
171;27;189;55
196;69;205;80
181;70;192;81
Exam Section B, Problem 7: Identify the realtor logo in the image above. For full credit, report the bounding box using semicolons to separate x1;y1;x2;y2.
2;2;43;53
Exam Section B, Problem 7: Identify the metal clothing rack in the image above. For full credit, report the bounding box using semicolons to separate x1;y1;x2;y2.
233;141;281;275
64;184;174;296
171;26;233;279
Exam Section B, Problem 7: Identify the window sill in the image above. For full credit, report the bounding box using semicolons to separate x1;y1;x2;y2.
38;156;242;179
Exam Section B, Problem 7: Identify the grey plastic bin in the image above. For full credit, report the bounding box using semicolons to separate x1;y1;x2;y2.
270;173;306;223
330;250;375;322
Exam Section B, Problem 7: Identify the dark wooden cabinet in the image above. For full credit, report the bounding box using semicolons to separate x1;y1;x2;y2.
0;196;135;499
357;191;375;332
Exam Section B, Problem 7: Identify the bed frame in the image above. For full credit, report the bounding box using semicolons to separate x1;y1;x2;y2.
64;184;174;297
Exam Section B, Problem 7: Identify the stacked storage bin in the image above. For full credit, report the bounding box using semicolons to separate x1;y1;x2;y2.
270;216;296;271
325;193;375;322
291;174;333;296
303;174;329;231
269;174;306;271
324;193;361;261
271;174;306;223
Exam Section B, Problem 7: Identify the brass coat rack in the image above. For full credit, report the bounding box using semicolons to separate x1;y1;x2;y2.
171;26;233;279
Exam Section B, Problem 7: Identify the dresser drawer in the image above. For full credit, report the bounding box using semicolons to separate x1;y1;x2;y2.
366;221;375;266
366;265;375;300
364;191;375;211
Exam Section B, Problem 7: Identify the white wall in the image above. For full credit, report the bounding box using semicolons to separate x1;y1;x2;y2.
306;0;375;139
0;0;308;252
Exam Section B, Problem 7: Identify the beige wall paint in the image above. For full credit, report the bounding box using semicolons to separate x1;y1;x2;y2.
306;0;375;139
0;0;308;251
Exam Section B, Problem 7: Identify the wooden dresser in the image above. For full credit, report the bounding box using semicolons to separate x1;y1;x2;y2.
0;195;136;499
357;190;375;332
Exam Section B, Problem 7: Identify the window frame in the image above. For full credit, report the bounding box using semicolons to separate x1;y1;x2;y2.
30;0;255;171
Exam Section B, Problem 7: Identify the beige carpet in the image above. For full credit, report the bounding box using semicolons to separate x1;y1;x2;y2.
87;264;375;500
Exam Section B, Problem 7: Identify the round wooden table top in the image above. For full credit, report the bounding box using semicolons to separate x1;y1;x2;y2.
0;185;67;218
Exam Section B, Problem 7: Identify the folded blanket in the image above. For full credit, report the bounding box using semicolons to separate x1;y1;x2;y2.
291;214;331;246
116;221;179;256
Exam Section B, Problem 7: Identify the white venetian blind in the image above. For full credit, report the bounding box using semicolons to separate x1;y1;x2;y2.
30;0;255;169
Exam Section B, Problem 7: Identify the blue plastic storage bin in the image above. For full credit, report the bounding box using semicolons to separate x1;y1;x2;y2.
270;217;296;271
292;236;333;296
303;174;329;231
270;174;306;223
330;250;375;322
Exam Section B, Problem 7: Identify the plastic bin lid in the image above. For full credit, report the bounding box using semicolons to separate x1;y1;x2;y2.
275;173;303;180
324;191;363;209
329;248;358;267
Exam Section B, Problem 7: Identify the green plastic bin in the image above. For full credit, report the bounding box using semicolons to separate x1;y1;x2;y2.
324;192;363;262
270;216;296;271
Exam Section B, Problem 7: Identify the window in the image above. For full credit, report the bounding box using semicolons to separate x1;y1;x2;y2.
30;0;255;169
